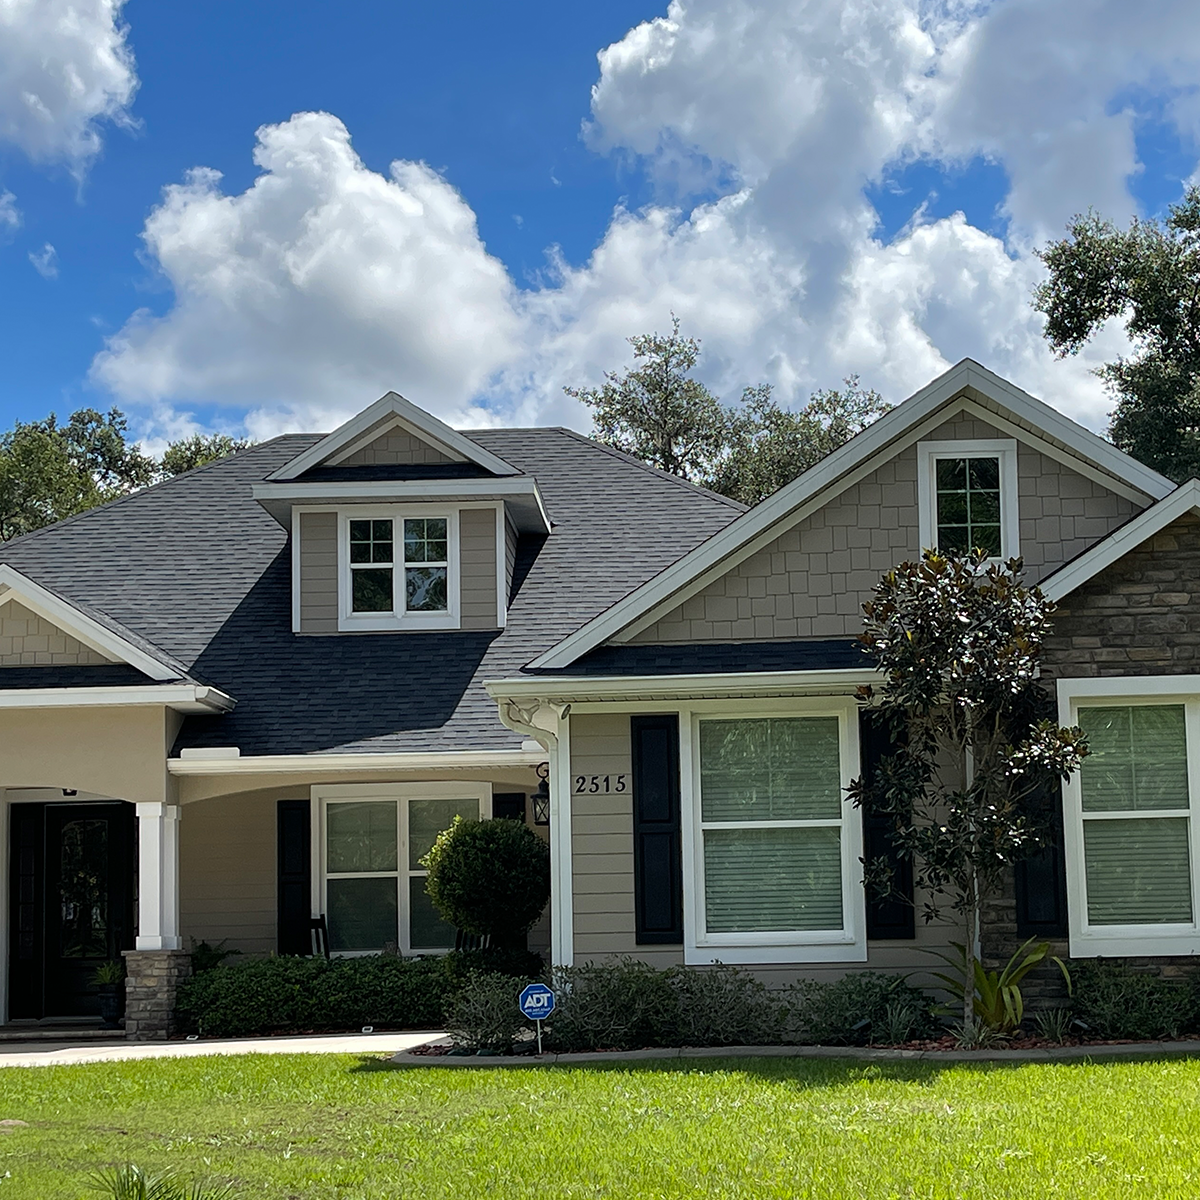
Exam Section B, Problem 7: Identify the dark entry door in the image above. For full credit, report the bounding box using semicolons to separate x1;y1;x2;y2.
10;803;135;1020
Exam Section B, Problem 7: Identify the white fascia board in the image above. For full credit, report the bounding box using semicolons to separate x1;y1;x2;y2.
0;565;181;682
253;477;550;533
266;392;521;481
528;359;1171;670
485;668;877;704
0;684;235;712
1042;480;1200;602
167;748;547;776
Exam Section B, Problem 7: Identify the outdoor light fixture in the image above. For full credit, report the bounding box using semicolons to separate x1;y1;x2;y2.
531;761;550;825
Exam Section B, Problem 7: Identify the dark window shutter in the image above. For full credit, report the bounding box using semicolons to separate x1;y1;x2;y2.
1015;780;1068;937
276;800;312;956
860;709;915;940
492;793;526;821
631;714;682;944
9;803;45;1019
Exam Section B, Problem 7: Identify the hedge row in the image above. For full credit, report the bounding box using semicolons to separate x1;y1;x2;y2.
175;948;542;1038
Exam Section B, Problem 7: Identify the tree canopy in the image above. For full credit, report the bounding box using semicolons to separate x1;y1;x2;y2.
565;317;890;505
0;408;251;541
1035;187;1200;482
848;551;1087;1033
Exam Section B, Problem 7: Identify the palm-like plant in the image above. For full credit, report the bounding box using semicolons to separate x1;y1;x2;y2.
929;937;1071;1035
87;1164;235;1200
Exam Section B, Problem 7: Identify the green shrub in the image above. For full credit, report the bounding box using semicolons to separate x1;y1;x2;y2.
1072;961;1198;1040
444;971;530;1052
546;960;680;1051
423;817;550;943
790;973;938;1046
175;955;452;1038
666;965;789;1046
441;945;544;989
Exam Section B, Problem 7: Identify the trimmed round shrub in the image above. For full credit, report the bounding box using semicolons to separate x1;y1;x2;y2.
423;817;550;942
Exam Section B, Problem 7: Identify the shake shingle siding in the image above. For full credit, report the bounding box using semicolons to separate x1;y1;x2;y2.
0;430;741;755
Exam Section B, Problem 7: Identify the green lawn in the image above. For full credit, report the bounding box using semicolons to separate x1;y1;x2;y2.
0;1053;1197;1198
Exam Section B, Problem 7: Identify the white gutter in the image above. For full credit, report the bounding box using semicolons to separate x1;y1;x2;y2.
485;667;877;703
167;748;547;776
0;684;235;713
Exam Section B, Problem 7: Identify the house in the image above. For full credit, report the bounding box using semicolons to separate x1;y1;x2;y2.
1;358;1195;1038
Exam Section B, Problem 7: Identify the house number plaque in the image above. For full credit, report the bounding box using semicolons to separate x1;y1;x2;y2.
573;774;629;794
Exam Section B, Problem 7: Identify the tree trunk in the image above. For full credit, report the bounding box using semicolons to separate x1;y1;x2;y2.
963;872;981;1035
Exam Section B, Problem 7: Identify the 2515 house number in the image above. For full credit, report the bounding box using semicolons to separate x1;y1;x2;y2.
574;774;629;794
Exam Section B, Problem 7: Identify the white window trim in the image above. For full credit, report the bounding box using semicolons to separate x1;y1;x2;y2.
311;781;491;956
1058;674;1200;958
336;506;461;632
916;438;1019;560
680;696;866;965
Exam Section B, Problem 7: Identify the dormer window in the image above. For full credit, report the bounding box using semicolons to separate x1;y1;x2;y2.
917;439;1019;560
339;508;459;630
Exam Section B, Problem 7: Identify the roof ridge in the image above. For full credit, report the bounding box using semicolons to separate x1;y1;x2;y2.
550;428;748;511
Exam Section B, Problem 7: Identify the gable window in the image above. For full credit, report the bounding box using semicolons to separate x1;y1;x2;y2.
682;699;865;965
339;508;459;630
917;439;1019;559
1060;679;1200;957
316;783;488;954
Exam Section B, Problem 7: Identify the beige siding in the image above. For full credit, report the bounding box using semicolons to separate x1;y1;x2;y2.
570;713;683;967
459;506;499;630
298;510;338;634
631;413;1141;643
180;790;279;955
340;423;453;466
0;599;111;666
566;708;974;988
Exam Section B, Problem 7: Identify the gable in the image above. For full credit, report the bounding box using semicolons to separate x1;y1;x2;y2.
334;419;455;467
266;391;520;481
624;412;1141;645
0;598;113;667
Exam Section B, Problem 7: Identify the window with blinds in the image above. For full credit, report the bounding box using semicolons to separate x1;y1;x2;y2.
698;716;845;935
1078;704;1193;927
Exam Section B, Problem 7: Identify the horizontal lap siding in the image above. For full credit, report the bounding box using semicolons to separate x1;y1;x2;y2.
298;511;338;634
459;507;498;630
631;413;1141;643
180;792;278;955
570;713;684;968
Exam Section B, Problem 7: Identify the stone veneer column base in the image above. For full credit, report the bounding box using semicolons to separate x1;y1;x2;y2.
123;949;192;1040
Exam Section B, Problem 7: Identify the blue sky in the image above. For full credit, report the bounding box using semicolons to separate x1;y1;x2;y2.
3;1;1200;445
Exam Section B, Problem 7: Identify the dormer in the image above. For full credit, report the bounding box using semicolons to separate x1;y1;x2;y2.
253;393;550;635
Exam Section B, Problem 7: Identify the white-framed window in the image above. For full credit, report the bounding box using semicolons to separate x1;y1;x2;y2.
917;439;1019;560
313;782;489;954
337;507;460;631
1059;676;1200;957
681;697;865;965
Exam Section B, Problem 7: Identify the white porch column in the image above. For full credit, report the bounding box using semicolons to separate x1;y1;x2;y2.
135;802;182;950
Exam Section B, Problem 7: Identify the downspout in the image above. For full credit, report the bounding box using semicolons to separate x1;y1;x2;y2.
496;699;574;968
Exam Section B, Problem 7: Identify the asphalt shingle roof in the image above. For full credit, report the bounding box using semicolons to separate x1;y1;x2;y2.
0;428;743;755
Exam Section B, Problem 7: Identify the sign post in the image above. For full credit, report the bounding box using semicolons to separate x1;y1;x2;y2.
518;982;556;1055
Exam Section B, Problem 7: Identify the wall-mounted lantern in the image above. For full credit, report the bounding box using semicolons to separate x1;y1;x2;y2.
531;761;551;826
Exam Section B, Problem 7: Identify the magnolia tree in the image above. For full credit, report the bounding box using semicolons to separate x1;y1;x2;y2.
847;551;1088;1033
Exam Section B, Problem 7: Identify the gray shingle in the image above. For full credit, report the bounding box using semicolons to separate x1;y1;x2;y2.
0;429;742;754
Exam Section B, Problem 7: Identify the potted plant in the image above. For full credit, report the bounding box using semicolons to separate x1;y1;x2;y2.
91;959;125;1028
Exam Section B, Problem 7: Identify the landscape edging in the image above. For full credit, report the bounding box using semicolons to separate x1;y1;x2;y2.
390;1040;1200;1067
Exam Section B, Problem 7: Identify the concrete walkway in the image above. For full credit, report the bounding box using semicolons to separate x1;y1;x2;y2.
0;1030;438;1068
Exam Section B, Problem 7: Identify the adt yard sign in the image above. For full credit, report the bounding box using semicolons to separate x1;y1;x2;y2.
519;983;556;1054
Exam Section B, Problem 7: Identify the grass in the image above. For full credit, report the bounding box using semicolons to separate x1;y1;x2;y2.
0;1053;1198;1198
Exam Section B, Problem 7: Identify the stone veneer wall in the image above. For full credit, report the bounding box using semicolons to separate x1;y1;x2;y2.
983;512;1200;995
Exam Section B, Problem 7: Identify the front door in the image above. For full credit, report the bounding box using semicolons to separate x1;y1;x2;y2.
9;803;136;1020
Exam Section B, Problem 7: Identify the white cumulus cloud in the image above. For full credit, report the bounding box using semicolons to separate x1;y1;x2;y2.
92;1;1200;439
0;0;138;170
28;241;57;278
91;112;525;435
0;190;18;234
